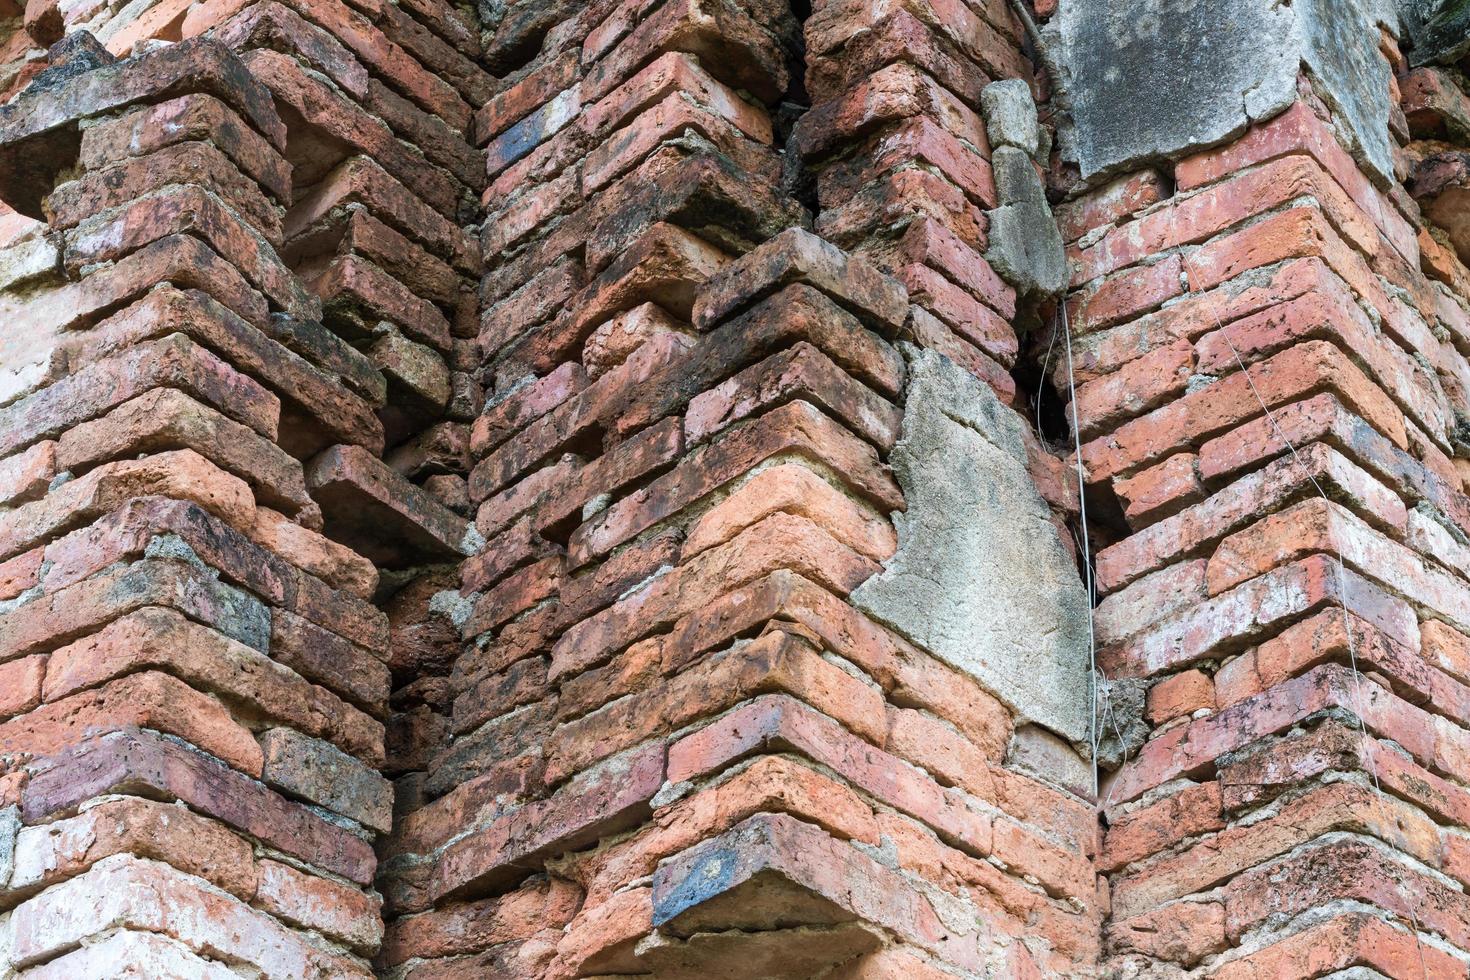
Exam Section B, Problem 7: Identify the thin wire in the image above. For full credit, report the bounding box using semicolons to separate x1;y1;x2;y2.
1212;327;1379;795
1037;314;1060;436
1059;302;1101;799
1213;315;1430;980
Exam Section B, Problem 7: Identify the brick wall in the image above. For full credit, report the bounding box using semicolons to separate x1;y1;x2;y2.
1061;11;1470;975
0;0;1468;977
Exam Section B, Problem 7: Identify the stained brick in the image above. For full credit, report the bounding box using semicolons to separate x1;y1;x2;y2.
5;6;1468;976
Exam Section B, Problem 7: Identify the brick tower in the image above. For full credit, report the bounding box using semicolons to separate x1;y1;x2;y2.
2;0;1470;977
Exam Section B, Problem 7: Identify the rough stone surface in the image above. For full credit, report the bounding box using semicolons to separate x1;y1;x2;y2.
1297;0;1399;186
981;78;1042;159
1058;0;1397;184
1058;0;1298;178
986;145;1068;300
1402;0;1470;64
852;346;1092;743
0;805;18;888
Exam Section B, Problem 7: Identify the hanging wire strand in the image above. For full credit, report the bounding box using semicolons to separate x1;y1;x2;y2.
1212;321;1431;980
1011;0;1429;957
1037;312;1061;436
1211;325;1381;796
1058;301;1102;799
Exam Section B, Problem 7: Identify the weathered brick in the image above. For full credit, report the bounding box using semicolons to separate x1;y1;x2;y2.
9;795;257;898
693;226;907;334
308;443;471;566
8;7;1466;976
0;669;263;776
68;288;384;454
569;399;902;566
57;386;311;515
22;729;377;883
63;184;312;318
1081;340;1407;484
9;854;370;976
2;331;280;463
432;742;665;901
43;606;383;763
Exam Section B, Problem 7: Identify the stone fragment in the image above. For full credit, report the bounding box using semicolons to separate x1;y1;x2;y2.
1058;0;1393;184
984;146;1067;301
980;78;1041;158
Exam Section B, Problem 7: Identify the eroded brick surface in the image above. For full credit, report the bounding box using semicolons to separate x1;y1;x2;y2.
1;1;1468;978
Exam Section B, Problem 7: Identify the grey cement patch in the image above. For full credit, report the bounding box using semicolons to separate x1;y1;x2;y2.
980;80;1067;301
1058;0;1396;186
1056;0;1297;179
1007;726;1094;798
0;806;18;888
985;146;1069;301
1298;0;1398;188
1094;675;1149;771
851;347;1093;745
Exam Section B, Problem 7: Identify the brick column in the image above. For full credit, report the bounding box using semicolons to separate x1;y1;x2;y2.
1053;13;1470;974
0;36;391;975
0;0;488;964
382;0;1106;977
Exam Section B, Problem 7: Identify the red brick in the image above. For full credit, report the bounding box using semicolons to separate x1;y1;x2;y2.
431;742;665;901
10;854;369;976
64;184;313;319
69;288;384;455
51;140;282;240
1081;340;1407;484
1145;670;1215;724
1054;169;1168;244
44;606;382;763
580;0;791;105
0;449;255;564
822;117;997;212
1067;255;1182;334
808;8;990;109
569;399;902;566
0;670;262;775
284;155;478;275
381;878;580;966
1072;156;1380;285
1175;101;1416;263
1211;912;1466;980
651;812;988;973
549;628;887;782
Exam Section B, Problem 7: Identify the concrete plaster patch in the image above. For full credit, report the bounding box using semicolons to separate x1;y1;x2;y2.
1058;0;1396;186
851;346;1093;744
986;145;1069;300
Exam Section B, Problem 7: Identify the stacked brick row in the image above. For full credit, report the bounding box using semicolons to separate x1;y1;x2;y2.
1053;29;1470;975
381;0;1105;976
0;0;491;965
